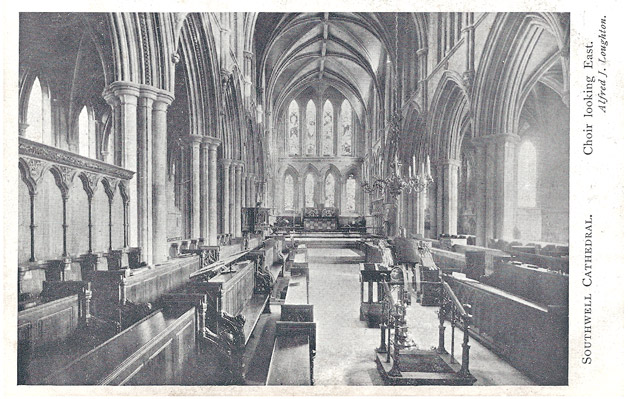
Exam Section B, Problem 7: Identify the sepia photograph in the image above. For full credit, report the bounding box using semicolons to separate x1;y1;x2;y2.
3;2;624;397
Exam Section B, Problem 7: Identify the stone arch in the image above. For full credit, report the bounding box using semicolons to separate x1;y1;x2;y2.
281;164;300;212
473;12;569;137
321;164;342;209
428;72;470;162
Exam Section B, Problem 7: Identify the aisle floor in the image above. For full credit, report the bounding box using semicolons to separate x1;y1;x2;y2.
306;248;534;386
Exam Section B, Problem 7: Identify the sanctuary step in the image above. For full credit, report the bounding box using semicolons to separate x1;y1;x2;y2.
307;248;365;264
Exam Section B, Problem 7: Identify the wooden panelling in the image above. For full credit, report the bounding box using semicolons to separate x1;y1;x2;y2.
18;294;80;350
43;307;197;385
448;277;568;385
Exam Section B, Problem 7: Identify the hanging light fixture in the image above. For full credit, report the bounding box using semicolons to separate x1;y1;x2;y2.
362;13;433;197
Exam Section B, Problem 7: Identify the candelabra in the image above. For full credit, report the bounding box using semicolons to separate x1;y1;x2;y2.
362;160;433;197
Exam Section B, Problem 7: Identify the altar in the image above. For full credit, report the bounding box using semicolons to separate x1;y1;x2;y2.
303;207;338;231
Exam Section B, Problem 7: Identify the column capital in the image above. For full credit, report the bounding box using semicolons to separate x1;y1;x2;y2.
185;134;204;145
233;160;244;171
220;158;233;168
153;91;175;110
103;81;140;106
243;50;254;59
202;136;222;149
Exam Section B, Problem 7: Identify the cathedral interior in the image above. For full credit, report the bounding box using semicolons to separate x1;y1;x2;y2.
17;12;569;387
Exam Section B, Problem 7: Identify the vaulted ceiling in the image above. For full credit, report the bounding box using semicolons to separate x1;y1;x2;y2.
255;12;400;120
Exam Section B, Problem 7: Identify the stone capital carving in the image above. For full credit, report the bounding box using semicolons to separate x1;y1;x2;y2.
103;81;140;106
186;135;204;145
202;136;222;149
79;171;101;198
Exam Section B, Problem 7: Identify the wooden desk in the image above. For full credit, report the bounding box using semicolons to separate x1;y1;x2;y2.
266;321;316;386
359;263;390;327
266;335;311;385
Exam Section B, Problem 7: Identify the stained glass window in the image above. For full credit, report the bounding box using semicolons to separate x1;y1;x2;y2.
322;100;333;156
305;100;317;156
305;173;315;207
346;174;356;212
284;174;294;210
287;100;299;156
26;77;43;142
517;141;537;207
325;173;335;207
340;100;352;156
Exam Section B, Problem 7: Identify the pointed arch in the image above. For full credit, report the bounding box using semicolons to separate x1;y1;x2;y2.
428;72;470;161
473;13;569;137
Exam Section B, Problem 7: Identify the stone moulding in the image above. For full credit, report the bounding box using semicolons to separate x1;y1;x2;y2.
19;137;135;181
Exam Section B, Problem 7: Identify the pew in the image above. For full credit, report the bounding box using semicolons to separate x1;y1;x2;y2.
86;255;201;330
41;305;199;385
178;255;275;384
266;321;316;385
446;273;568;385
267;261;316;385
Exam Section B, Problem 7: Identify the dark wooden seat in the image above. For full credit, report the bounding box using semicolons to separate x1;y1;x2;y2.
41;306;198;385
266;321;316;386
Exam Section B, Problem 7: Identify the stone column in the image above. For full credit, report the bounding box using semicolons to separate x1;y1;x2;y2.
220;159;232;235
435;163;444;237
441;159;461;235
229;162;237;236
137;86;157;265
103;82;139;248
220;27;231;74
473;141;488;245
493;134;519;241
417;184;427;237
243;51;253;101
241;168;247;209
244;173;250;207
186;135;202;240
205;137;221;246
151;91;174;264
472;134;519;245
234;162;243;238
199;139;209;243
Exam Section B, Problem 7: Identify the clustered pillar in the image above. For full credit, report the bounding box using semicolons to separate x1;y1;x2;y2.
199;139;209;243
472;134;519;246
234;161;243;238
187;135;203;240
220;159;232;236
104;82;173;266
151;93;174;265
440;159;461;235
205;138;221;246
